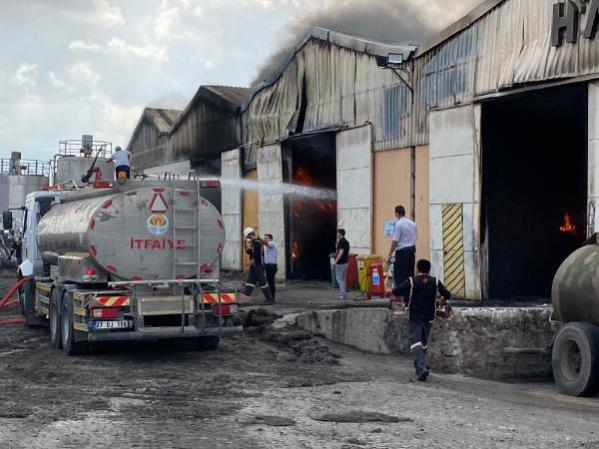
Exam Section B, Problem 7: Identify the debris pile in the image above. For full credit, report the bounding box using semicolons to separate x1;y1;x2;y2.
244;308;342;364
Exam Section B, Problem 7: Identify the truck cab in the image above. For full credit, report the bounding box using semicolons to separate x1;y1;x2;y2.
21;191;62;277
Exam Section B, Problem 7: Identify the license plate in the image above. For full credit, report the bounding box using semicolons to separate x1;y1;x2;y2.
91;320;131;330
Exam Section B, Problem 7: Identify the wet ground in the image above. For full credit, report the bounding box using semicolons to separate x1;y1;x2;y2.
1;269;599;449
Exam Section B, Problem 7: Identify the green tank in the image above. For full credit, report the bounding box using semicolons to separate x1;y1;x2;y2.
552;243;599;325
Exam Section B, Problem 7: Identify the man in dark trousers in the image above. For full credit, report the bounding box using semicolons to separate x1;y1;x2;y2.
334;229;350;299
393;259;451;382
387;205;417;288
242;227;275;304
263;233;278;301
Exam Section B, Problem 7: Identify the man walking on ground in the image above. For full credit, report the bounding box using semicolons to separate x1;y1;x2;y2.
263;234;278;301
388;205;417;288
393;259;452;382
242;228;275;304
334;229;350;299
108;146;132;179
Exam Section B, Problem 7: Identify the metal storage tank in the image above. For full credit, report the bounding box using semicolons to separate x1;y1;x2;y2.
0;154;50;230
0;175;49;229
55;157;114;184
54;138;115;185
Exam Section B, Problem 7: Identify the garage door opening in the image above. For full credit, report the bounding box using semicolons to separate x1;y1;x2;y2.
482;83;588;300
283;134;337;280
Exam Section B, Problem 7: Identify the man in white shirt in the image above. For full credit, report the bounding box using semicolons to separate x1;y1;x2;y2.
387;205;418;288
263;234;278;301
108;146;132;179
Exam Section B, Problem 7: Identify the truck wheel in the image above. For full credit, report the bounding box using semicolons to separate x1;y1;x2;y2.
23;279;45;329
197;336;220;351
49;291;62;349
552;322;599;397
61;293;88;356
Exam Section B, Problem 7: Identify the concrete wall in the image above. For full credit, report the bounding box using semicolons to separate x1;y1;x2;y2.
296;307;553;380
429;105;482;299
257;144;286;280
373;148;412;260
589;82;599;235
336;126;373;255
221;149;242;271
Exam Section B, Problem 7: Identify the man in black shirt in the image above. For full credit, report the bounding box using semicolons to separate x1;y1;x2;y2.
393;259;451;382
242;228;275;304
334;229;350;299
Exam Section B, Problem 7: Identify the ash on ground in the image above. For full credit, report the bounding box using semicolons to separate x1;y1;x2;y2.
243;308;341;365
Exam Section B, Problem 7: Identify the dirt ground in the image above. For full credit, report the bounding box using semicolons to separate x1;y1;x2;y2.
1;269;599;449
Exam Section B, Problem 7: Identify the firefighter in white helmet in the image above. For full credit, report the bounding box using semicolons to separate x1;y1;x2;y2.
242;227;275;304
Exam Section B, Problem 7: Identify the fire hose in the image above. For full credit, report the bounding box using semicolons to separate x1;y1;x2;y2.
0;277;28;326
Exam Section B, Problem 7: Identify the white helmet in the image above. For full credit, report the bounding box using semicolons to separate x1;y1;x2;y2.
243;227;254;238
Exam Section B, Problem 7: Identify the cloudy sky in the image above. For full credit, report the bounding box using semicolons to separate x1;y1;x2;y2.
0;0;479;161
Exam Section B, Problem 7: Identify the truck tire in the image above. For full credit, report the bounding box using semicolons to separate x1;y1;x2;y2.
49;290;62;349
61;293;88;356
552;322;599;397
197;336;220;351
23;279;45;328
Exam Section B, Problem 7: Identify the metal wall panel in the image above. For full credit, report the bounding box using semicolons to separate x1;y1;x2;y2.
221;149;242;270
257;144;286;280
442;204;466;298
588;82;599;235
336;126;373;255
242;170;258;273
243;39;418;154
429;106;481;299
372;148;413;260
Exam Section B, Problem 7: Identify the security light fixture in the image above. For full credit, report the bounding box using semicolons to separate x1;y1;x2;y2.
387;53;404;66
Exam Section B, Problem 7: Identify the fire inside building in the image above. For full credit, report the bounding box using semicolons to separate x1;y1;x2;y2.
128;0;599;301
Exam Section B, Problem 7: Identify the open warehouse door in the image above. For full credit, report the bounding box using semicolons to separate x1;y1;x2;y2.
482;83;588;300
283;134;337;280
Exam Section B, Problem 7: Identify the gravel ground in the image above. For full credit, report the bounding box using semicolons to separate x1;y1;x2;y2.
1;269;598;449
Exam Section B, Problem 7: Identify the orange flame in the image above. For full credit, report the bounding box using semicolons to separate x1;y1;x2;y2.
560;213;577;234
291;242;300;262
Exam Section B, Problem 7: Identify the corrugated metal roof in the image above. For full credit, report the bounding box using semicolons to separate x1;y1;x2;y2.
243;26;417;111
127;107;182;151
416;0;507;57
204;86;249;107
145;108;182;134
169;85;249;136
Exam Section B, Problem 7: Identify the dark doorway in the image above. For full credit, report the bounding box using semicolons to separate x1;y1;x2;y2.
482;83;588;299
283;134;337;280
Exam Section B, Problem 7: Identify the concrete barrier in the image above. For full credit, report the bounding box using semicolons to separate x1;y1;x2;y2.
296;307;554;380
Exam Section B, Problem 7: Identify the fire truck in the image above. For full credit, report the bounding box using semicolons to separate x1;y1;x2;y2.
4;178;242;355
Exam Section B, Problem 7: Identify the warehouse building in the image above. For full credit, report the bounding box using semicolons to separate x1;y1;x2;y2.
222;0;599;300
128;86;248;177
221;27;418;281
408;0;599;301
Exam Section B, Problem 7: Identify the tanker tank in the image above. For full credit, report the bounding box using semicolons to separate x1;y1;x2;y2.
37;180;225;281
551;240;599;326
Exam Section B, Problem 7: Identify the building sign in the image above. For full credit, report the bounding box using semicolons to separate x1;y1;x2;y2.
552;0;599;47
384;220;395;237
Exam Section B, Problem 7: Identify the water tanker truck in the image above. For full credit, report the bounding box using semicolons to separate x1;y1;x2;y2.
551;236;599;396
4;179;242;355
